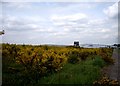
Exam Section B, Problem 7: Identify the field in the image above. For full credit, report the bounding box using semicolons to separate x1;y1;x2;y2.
2;43;116;86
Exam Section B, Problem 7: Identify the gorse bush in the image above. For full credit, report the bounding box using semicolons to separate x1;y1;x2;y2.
16;48;67;79
41;50;67;73
67;48;102;64
2;43;114;85
98;48;115;65
93;76;119;86
2;44;114;70
68;49;80;64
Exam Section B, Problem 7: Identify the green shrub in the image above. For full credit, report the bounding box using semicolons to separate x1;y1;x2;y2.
68;50;80;64
92;56;105;68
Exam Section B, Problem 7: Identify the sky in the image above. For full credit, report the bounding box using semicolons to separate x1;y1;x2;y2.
0;1;119;45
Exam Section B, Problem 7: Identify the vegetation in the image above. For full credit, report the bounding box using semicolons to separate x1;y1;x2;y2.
2;43;115;85
93;76;119;86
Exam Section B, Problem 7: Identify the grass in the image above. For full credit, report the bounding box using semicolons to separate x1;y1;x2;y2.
36;57;105;85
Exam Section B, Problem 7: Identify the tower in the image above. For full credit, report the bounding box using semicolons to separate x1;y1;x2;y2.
74;41;79;47
0;30;5;35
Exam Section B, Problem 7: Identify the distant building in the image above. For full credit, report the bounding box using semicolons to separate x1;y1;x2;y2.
0;30;4;35
74;41;79;47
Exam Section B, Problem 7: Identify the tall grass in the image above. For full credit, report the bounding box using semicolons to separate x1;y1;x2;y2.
37;56;105;85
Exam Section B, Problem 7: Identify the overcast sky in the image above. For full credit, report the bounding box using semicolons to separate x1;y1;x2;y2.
1;2;118;45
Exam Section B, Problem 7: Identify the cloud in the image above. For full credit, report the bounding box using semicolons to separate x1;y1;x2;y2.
3;15;42;30
3;15;33;32
103;2;118;18
51;12;116;35
3;2;31;9
94;0;119;2
51;13;87;22
88;18;106;26
51;13;88;31
51;16;116;43
50;2;97;15
2;0;119;2
2;2;118;45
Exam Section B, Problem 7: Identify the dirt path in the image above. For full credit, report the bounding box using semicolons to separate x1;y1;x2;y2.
108;49;118;80
101;48;120;83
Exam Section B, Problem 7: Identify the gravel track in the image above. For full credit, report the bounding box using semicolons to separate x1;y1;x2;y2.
101;48;120;84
